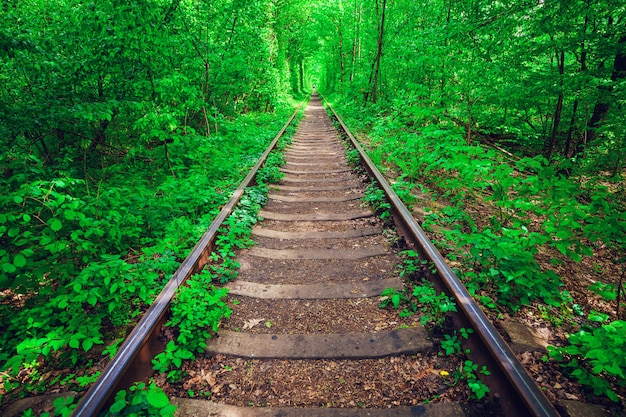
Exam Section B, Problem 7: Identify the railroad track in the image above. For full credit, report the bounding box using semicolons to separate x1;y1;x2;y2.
72;95;560;416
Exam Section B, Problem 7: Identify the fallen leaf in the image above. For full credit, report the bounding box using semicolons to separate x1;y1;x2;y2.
243;318;265;330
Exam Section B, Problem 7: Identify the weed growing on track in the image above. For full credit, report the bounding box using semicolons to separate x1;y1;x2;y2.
152;270;231;382
103;382;176;417
379;280;491;400
362;182;391;220
379;287;412;311
346;148;361;167
256;151;286;185
412;281;458;328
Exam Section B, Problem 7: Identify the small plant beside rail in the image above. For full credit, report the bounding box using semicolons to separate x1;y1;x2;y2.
362;181;391;221
151;140;290;383
380;250;491;400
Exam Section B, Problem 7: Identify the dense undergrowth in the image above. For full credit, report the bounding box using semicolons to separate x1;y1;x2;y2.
0;108;299;411
152;132;294;384
325;93;626;403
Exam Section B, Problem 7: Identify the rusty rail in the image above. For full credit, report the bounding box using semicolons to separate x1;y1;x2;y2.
323;98;560;417
71;106;301;417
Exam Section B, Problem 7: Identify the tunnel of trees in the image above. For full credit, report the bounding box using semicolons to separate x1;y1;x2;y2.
1;0;625;413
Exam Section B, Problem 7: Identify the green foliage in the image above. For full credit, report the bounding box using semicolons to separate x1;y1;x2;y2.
380;277;458;327
152;182;271;381
256;151;286;186
0;109;297;402
459;360;492;400
379;287;411;310
391;179;418;210
21;395;76;417
210;186;268;284
440;328;474;356
346;148;361;167
0;0;309;403
395;250;430;280
152;271;231;382
589;281;618;301
362;182;391;220
548;319;626;401
103;382;176;417
0;253;174;398
450;226;569;312
317;0;626;321
328;100;622;314
412;280;458;328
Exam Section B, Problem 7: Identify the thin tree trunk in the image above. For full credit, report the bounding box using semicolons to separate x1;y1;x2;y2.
338;23;345;83
564;12;588;157
164;141;176;178
350;0;360;82
466;98;473;145
564;99;579;157
545;48;565;159
580;34;626;154
366;0;387;104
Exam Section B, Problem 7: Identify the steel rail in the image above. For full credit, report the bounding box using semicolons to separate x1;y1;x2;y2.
71;106;302;417
323;98;561;417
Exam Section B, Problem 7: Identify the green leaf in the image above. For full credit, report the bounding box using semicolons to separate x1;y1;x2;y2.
82;339;94;352
391;292;400;308
50;218;63;232
13;254;27;268
146;388;170;408
87;294;98;306
109;399;127;413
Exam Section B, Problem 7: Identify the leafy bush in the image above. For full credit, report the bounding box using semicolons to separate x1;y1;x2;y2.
328;98;625;314
548;319;626;401
412;280;457;327
449;226;568;312
362;182;391;220
152;271;231;382
103;382;176;417
0;108;299;402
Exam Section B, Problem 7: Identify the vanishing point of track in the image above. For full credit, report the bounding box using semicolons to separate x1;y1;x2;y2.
72;95;560;417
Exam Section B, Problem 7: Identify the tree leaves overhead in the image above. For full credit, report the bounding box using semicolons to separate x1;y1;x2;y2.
315;0;625;167
0;0;315;167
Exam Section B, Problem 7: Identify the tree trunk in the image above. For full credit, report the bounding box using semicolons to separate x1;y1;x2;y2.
564;13;588;157
366;0;387;104
545;48;565;159
350;1;361;82
579;34;626;154
337;22;345;84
